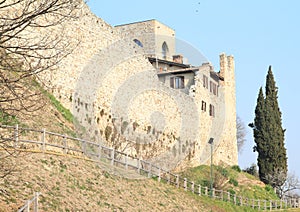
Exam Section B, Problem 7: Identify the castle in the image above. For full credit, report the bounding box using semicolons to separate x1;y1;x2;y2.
36;3;238;170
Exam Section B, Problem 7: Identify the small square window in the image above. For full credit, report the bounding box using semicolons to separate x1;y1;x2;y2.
170;76;184;89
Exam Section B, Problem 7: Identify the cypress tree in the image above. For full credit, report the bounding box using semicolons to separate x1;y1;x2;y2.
252;66;287;188
253;87;268;182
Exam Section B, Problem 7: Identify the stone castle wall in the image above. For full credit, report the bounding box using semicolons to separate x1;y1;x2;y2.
8;0;238;170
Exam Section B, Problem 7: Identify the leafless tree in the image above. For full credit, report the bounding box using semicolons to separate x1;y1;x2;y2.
0;0;82;120
0;0;83;177
277;172;300;199
263;168;300;199
236;115;247;154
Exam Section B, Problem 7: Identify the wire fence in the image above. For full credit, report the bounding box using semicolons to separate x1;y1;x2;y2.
1;124;299;211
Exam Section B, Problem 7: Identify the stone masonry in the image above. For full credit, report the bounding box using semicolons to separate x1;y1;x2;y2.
9;1;238;170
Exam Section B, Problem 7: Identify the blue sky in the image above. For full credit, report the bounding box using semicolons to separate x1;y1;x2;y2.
87;1;300;178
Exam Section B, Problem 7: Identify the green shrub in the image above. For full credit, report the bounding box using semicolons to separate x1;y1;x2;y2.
231;165;241;172
0;111;19;125
216;166;229;178
229;178;238;186
243;163;258;177
228;188;236;195
201;179;210;187
265;185;273;192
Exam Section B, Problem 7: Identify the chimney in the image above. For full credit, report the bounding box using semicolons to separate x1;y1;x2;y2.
173;55;183;64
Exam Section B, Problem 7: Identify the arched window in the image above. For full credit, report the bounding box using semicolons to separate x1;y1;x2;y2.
133;39;143;47
162;42;169;59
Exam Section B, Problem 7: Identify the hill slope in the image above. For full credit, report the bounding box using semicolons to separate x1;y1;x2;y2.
0;153;215;211
2;152;280;211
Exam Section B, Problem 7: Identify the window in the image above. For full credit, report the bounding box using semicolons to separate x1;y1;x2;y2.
209;81;218;96
133;39;143;47
203;75;208;88
209;104;215;117
201;101;206;112
162;42;169;59
170;76;184;89
212;83;217;95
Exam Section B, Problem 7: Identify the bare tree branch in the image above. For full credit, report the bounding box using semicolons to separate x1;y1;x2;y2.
278;172;300;199
263;169;300;199
0;0;82;117
0;0;83;178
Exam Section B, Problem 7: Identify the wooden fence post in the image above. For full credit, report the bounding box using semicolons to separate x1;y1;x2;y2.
240;197;243;206
176;175;179;188
82;140;86;155
252;199;255;209
42;128;46;152
63;135;67;154
227;192;230;202
198;185;201;196
167;172;170;185
264;200;267;210
233;194;236;205
184;178;187;191
137;159;141;174
212;188;215;198
148;163;152;178
110;148;114;166
191;181;194;193
270;200;272;211
258;200;260;210
14;124;19;148
158;168;161;182
125;154;128;170
34;192;39;212
220;190;223;201
26;200;30;212
205;187;208;196
98;144;101;160
279;200;281;209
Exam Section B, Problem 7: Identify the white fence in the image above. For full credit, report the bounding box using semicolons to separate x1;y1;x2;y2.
0;125;299;211
17;192;41;212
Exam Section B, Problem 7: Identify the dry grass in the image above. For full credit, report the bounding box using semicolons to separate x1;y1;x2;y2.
0;152;214;211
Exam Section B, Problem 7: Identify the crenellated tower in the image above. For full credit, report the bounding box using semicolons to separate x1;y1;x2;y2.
214;53;238;165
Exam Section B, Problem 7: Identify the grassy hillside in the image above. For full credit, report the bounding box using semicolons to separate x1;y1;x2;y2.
178;165;278;201
0;152;275;212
